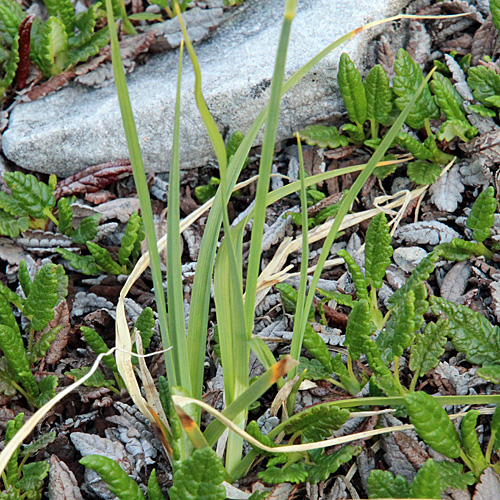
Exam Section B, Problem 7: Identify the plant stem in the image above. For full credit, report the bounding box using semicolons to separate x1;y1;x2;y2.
460;449;476;475
408;372;418;393
393;357;405;396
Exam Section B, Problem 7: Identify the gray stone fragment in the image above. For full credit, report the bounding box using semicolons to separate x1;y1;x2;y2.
3;0;414;176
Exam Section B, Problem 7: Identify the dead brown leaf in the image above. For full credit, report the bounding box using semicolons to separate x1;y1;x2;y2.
84;190;116;205
48;455;84;500
54;161;132;199
392;431;429;470
472;15;499;66
473;468;500;500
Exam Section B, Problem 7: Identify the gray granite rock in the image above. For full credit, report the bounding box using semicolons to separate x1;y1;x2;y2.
3;0;415;176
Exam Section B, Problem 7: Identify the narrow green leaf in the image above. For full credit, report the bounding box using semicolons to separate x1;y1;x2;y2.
147;469;166;500
337;52;367;125
435;239;486;261
432;71;466;122
134;307;154;350
461;410;489;477
397;132;433;160
345;299;373;361
491;405;500;452
405;391;461;458
81;326;118;372
337;249;368;300
430;296;500;365
365;64;392;125
303;322;333;372
72;214;101;245
87;242;123;275
467;186;496;243
30;326;59;363
408;458;441;499
55;248;100;275
57;197;73;236
18;260;32;298
393;48;440;129
118;211;141;265
298;124;349;148
169;447;226;500
23;263;59;331
4;413;24;485
365;212;393;289
20;431;56;457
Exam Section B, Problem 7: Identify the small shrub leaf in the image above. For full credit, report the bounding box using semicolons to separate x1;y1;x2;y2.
432;72;466;122
408;458;441;499
467;186;496;243
365;64;392;125
407;160;441;185
72;214;101;245
468;65;500;107
87;242;124;275
283;403;349;436
258;463;308;485
303;322;333;372
66;367;116;389
134;306;155;350
460;410;488;477
476;364;500;383
15;460;50;494
397;132;433;160
0;210;29;238
367;470;410;499
365;212;393;289
81;326;117;372
18;260;32;297
298;124;349;148
147;469;166;500
306;445;361;484
492;0;500;33
338;249;368;300
118;211;142;265
405;391;461;458
338;52;367;125
410;319;447;379
345;299;373;361
438;119;477;143
55;248;100;275
435;460;475;490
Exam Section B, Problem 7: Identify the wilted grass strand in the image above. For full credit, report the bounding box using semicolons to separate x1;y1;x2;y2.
104;0;178;386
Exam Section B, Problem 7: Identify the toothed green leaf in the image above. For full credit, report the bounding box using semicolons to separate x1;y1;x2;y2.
468;65;500;107
67;27;110;67
435;239;486;261
246;420;278;456
393;48;440;129
364;340;398;396
35;374;58;406
432;71;466;122
435;460;475;490
491;405;500;452
4;172;56;220
430;296;500;365
20;431;56;457
81;326;117;372
492;0;500;33
55;248;100;275
303;322;333;372
345;299;373;361
397;132;433;160
337;248;368;300
410;319;447;379
134;306;154;349
0;32;19;95
66;367;116;389
118;211;142;265
467;186;496;243
18;260;32;298
461;410;488;477
306;445;361;484
258;463;308;485
469;104;497;117
0;191;28;217
0;324;33;389
0;209;29;238
23;264;59;331
29;326;59;363
0;0;24;45
298;357;331;381
365;212;393;289
43;0;76;33
56;198;73;236
405;391;461;458
226;130;248;166
297;124;349;148
72;214;101;245
438;119;477;143
276;283;315;320
338;52;367;125
33;16;69;77
408;459;441;499
407;160;441;185
317;288;354;308
365;64;392;125
15;460;50;494
169;447;226;500
367;470;410;499
87;241;124;275
476;364;500;383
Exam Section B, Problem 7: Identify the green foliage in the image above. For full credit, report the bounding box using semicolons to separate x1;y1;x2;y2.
337;249;368;300
368;469;410;498
305;445;360;484
71;214;101;245
364;212;392;289
410;320;447;381
468;65;500;108
397;132;433;160
302;322;333;373
195;177;220;204
405;392;461;458
147;469;167;500
169;447;226;500
393;48;440;129
2;413;54;500
66;367;118;391
338;52;367;127
80;455;145;500
282;404;350;437
297;124;349;148
407;160;441;185
491;0;500;34
467;186;496;243
81;326;118;372
344;299;372;360
460;410;489;477
365;64;392;126
134;306;155;350
276;283;314;320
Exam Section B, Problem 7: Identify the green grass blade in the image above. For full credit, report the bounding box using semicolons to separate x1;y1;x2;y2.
244;0;297;337
167;41;191;391
103;0;178;386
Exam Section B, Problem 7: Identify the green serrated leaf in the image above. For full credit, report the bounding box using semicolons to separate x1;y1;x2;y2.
317;288;354;308
169;447;226;500
226;130;247;164
337;248;368;300
476;364;500;383
303;322;333;372
55;248;100;275
468;65;500;107
338;52;367;126
57;197;73;236
432;71;466;122
276;283;315;319
405;391;461;458
44;0;76;33
407;160;441;185
18;260;32;298
434;460;476;490
365;212;393;289
4;172;56;220
0;0;23;45
66;367;116;389
430;296;500;365
306;445;361;484
491;0;500;34
23;264;59;331
408;458;441;499
435;239;485;261
30;327;59;363
367;469;410;499
393;48;440;129
397;132;433;160
258;463;308;485
410;320;447;379
365;64;392;126
80;455;145;500
158;376;182;450
147;469;166;500
134;306;155;350
283;403;349;438
15;460;50;494
37;16;69;77
67;26;110;68
4;413;23;485
0;191;28;217
87;242;124;275
0;210;29;238
35;374;58;406
246;420;278;456
118;211;141;265
21;431;56;457
438;119;478;143
298;357;331;381
461;410;489;477
72;214;101;245
491;405;500;452
467;186;496;243
345;299;373;361
469;104;497;117
81;326;117;372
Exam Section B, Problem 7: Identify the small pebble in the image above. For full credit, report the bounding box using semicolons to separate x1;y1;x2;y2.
393;246;428;273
